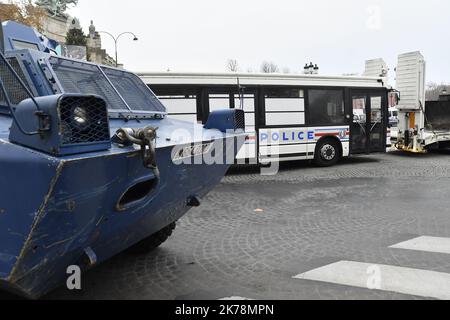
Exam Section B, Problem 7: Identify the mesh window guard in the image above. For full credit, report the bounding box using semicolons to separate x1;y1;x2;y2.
102;66;166;112
0;57;31;106
49;57;129;111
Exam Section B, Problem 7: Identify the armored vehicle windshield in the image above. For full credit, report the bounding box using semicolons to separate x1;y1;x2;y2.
48;56;166;116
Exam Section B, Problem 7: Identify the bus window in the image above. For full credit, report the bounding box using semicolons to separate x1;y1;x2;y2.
371;96;382;122
158;94;198;123
352;96;368;152
264;88;305;126
234;94;256;129
234;94;255;112
210;94;231;112
308;90;345;125
370;95;385;150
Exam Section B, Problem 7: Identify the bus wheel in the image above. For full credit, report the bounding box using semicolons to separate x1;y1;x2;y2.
127;222;176;254
314;138;341;167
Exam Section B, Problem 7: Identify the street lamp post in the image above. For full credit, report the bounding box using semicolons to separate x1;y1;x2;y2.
98;31;139;67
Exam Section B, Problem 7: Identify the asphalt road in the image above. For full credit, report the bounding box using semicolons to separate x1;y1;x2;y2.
12;151;450;300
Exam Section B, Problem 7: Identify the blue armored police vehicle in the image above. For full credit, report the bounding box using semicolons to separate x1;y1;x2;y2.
0;21;245;298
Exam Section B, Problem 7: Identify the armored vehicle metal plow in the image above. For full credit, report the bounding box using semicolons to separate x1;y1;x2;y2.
0;21;245;298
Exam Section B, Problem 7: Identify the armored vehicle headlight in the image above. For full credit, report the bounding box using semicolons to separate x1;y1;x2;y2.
72;106;90;130
9;94;111;156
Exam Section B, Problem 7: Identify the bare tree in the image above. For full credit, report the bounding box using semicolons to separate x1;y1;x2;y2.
227;59;239;72
282;67;291;74
426;82;450;101
261;61;279;73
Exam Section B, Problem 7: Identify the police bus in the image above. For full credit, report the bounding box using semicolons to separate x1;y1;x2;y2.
139;72;391;166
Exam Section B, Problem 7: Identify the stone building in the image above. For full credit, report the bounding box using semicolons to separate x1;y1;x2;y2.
85;21;116;66
0;1;117;66
40;12;68;43
39;11;116;66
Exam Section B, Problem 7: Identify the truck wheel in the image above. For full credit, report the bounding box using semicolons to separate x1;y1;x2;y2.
127;222;176;254
314;138;341;167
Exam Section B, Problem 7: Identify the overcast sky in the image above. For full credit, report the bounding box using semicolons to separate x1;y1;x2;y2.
68;0;450;83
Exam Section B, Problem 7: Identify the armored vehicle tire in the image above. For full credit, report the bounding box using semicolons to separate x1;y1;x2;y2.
127;222;177;254
314;138;342;167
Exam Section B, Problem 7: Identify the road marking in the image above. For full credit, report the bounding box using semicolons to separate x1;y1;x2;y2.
390;236;450;255
294;261;450;300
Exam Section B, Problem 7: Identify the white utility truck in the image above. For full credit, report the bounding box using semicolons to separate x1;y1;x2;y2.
393;52;450;152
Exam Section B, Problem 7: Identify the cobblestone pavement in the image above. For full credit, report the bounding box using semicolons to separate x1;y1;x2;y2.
42;150;450;300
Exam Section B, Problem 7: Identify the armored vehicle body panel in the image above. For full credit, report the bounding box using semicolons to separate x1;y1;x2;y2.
0;21;245;298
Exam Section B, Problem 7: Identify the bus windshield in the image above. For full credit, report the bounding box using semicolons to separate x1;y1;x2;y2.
49;57;166;114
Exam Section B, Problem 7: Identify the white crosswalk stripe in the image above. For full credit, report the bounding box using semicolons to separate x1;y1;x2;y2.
294;261;450;300
390;236;450;255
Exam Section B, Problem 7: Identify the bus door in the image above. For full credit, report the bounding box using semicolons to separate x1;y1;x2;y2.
349;90;387;154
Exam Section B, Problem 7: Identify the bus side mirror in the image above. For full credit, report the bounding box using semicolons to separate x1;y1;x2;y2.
389;90;401;106
394;91;401;102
